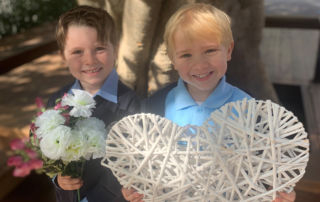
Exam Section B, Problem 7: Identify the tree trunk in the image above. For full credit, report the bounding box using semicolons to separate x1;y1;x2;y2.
222;0;278;101
113;0;164;97
76;0;106;8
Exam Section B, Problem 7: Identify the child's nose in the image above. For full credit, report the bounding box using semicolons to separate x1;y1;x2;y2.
192;55;208;69
83;51;96;65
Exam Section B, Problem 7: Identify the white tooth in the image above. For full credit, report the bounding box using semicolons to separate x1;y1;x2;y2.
87;68;99;73
196;73;208;78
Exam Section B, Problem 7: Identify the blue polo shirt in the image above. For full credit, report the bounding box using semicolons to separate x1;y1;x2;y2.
165;76;252;126
70;69;118;103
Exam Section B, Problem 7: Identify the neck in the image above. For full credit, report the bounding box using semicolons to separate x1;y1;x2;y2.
85;88;99;96
80;83;101;96
187;85;214;102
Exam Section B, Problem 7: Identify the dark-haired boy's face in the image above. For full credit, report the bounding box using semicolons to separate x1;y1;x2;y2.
63;25;116;95
172;29;233;101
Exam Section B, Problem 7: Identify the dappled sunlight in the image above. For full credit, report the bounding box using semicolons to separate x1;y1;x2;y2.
45;86;65;95
0;114;15;123
0;52;73;129
11;86;29;93
21;37;44;47
0;125;28;165
8;52;65;75
12;77;32;85
21;104;37;112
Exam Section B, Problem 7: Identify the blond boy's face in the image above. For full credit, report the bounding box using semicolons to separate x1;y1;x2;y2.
63;25;116;95
172;29;233;101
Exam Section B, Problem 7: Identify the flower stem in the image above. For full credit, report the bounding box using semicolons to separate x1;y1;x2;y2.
77;189;80;202
81;160;85;176
77;160;85;202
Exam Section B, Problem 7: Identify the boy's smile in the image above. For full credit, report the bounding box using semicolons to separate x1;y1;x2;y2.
63;25;117;95
193;72;213;80
172;29;233;102
83;67;101;74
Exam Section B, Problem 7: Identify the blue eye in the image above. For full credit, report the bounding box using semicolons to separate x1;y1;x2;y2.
180;53;191;58
205;49;216;54
96;47;106;51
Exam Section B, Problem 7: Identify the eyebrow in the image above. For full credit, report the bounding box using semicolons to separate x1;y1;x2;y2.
66;47;82;52
175;49;191;55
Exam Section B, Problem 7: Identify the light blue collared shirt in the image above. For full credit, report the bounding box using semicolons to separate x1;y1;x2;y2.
165;76;252;126
69;69;118;103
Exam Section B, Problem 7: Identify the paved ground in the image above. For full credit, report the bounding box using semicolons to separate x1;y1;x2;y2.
0;51;73;161
0;52;73;129
0;52;73;201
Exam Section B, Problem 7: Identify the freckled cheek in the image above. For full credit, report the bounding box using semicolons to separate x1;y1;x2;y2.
209;58;227;68
176;68;191;79
96;54;113;65
65;54;80;63
174;65;187;76
65;59;83;72
174;60;190;70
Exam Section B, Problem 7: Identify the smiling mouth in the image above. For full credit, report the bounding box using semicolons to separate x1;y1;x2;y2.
83;67;101;73
193;72;212;79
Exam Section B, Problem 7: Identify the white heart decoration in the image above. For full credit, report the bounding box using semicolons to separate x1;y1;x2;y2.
101;99;309;201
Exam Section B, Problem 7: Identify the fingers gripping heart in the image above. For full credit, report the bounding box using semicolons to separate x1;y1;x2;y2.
102;99;309;202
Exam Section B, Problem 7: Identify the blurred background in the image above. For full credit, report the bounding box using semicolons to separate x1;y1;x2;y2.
0;0;319;201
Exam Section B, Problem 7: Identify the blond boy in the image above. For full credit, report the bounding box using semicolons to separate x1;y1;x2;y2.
123;3;295;202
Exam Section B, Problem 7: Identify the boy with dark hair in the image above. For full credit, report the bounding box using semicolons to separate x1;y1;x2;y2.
50;5;140;202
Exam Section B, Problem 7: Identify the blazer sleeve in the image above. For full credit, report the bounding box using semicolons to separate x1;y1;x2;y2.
144;82;177;116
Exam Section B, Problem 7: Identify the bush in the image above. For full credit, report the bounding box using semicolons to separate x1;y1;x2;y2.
0;0;77;39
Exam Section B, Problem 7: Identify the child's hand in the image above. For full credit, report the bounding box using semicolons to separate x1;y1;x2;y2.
57;174;83;190
121;187;144;202
272;191;296;202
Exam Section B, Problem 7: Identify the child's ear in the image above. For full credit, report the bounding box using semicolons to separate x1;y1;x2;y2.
227;41;234;61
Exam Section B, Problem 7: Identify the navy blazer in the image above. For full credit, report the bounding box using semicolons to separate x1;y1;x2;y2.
143;82;177;116
47;80;140;202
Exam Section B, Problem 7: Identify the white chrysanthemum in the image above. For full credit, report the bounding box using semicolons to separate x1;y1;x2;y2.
35;109;65;138
61;131;86;162
61;89;95;117
40;125;71;160
75;117;106;159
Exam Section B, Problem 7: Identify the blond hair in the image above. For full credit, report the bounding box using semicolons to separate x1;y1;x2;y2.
56;5;117;53
164;3;233;59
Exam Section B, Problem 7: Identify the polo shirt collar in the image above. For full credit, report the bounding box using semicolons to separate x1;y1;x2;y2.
202;76;232;108
174;76;232;110
174;78;197;110
70;69;118;103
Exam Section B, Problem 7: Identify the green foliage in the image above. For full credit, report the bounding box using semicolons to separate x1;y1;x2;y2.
0;0;77;39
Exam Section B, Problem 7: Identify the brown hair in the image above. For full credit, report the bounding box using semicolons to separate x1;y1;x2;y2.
56;5;117;53
164;3;233;59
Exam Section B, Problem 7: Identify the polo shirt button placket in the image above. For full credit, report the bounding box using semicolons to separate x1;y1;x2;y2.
197;107;203;113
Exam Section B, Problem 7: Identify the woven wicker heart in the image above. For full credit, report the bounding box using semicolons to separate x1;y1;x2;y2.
101;99;309;201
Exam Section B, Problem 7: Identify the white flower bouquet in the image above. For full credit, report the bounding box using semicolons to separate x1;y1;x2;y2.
7;89;107;179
